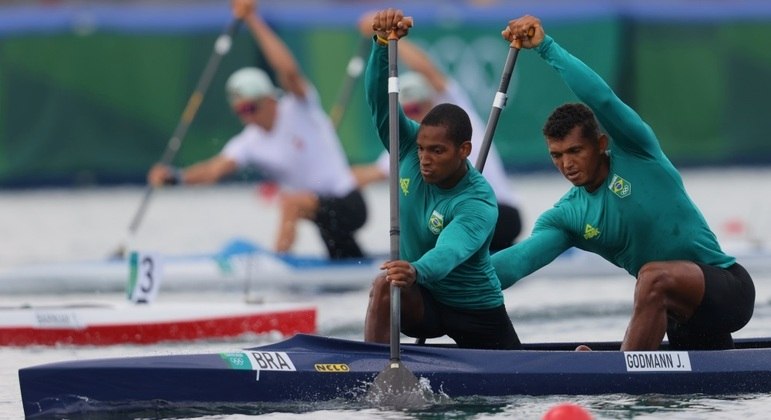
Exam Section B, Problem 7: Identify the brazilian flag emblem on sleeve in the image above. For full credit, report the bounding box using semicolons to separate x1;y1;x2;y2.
428;210;444;235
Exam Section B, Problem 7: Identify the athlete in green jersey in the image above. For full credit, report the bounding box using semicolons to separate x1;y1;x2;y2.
495;15;755;351
362;8;520;350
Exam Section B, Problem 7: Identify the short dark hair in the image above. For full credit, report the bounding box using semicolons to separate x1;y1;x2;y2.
543;103;601;142
420;103;472;147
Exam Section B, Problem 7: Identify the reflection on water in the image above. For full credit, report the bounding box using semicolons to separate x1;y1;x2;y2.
22;393;771;420
586;393;771;419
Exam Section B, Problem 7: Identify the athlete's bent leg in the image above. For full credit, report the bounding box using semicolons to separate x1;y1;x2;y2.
274;192;318;253
621;261;705;351
364;274;424;343
364;273;391;343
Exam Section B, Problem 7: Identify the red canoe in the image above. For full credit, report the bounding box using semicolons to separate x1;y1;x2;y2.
0;301;316;346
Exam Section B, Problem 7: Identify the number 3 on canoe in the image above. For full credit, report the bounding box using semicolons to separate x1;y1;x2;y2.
127;251;164;304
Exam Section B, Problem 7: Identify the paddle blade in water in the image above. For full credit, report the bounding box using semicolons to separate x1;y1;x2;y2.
366;361;430;409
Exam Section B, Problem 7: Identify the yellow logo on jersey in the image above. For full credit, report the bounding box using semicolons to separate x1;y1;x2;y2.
584;224;601;240
428;210;444;235
400;177;410;196
609;174;631;198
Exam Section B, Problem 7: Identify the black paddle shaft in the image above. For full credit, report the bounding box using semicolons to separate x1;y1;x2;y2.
475;27;534;173
113;19;242;258
474;45;522;173
368;18;431;409
387;35;401;363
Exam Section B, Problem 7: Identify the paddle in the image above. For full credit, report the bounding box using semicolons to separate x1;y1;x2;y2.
109;18;242;260
474;27;534;173
366;17;426;409
329;37;371;130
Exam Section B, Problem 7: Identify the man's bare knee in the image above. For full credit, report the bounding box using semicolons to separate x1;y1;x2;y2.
279;199;300;218
365;273;391;343
369;273;390;302
633;262;675;315
636;263;670;295
280;193;317;220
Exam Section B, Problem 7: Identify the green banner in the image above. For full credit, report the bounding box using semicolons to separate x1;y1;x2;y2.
1;15;770;186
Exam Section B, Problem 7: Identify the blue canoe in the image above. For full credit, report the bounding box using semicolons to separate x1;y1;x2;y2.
18;333;771;417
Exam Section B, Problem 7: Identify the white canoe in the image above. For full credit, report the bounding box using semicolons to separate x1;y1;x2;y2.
0;300;316;346
1;238;769;295
0;239;384;295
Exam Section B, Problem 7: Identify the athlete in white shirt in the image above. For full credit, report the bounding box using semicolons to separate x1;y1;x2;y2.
148;0;367;259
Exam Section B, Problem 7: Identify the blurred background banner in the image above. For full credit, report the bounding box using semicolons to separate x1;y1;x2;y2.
1;0;770;187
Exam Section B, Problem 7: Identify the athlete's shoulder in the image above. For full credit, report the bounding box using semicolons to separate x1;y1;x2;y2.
536;187;583;227
225;124;259;145
466;167;496;198
555;186;582;205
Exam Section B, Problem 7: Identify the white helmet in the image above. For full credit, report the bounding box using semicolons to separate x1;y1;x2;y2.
225;67;277;104
399;71;435;105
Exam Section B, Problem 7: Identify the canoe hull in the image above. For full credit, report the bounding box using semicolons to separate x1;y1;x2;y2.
1;302;316;346
19;334;771;417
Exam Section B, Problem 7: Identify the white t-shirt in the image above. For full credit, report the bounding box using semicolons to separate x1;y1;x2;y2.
376;79;520;207
222;87;356;197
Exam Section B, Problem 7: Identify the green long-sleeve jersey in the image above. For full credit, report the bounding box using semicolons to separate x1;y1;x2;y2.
364;40;504;309
493;36;734;289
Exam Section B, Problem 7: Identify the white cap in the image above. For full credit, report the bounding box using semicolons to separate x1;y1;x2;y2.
225;67;277;104
399;71;435;105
